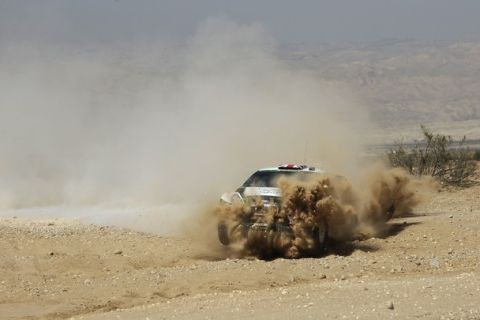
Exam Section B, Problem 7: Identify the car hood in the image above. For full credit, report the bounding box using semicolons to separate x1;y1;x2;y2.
243;187;281;197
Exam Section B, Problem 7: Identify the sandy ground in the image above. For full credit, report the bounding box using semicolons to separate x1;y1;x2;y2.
1;183;480;319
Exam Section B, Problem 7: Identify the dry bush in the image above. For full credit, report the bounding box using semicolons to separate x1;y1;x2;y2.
388;125;476;186
474;149;480;161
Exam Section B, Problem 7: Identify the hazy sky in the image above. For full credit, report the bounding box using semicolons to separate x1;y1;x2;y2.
1;0;480;46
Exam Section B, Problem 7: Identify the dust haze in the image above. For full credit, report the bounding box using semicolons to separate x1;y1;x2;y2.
0;19;369;233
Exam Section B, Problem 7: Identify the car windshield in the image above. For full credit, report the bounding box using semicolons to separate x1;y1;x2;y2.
242;170;317;188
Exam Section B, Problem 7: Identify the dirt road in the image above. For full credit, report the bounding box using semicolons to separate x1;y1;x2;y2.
1;185;479;320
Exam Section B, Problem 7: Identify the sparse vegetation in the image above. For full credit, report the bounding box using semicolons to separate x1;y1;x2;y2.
474;149;480;161
388;125;477;186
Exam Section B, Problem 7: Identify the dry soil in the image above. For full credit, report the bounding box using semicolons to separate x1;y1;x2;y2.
1;180;479;320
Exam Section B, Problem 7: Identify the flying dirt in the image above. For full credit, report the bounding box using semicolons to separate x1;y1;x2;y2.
214;163;430;259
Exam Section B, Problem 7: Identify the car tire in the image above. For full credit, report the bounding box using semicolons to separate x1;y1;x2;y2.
218;223;230;246
313;219;328;255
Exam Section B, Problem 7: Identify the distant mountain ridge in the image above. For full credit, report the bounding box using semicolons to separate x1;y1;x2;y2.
279;40;480;128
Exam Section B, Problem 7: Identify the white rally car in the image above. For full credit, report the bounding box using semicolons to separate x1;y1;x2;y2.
218;164;328;253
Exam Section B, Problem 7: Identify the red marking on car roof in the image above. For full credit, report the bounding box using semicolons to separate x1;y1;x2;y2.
278;164;306;170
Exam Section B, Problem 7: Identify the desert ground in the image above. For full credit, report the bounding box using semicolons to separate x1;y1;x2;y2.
1;167;479;320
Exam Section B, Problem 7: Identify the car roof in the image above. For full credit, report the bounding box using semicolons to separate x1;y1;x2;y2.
257;166;325;174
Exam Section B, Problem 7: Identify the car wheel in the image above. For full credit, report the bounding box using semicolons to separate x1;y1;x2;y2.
313;219;328;255
218;223;230;246
317;220;327;244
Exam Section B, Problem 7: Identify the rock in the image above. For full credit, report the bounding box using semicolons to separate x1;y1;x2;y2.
430;258;440;268
449;215;453;218
319;274;327;279
387;301;394;310
114;250;123;255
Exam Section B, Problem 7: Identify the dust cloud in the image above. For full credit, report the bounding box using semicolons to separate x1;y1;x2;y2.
214;164;431;259
0;19;368;233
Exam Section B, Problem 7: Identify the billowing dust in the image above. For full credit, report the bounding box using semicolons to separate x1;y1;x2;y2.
0;18;420;248
0;20;367;227
213;164;432;259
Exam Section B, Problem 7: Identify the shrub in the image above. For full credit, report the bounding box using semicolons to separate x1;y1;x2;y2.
387;125;476;186
473;149;480;161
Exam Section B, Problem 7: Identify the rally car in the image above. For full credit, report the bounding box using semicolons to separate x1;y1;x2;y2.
217;164;329;253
